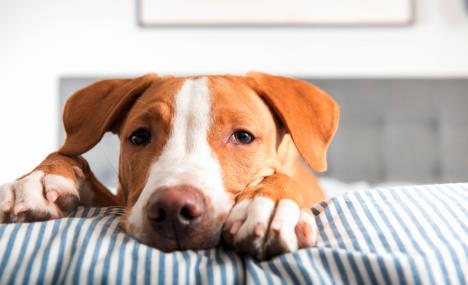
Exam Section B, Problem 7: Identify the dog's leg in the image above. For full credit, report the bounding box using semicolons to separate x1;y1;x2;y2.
0;152;120;223
222;173;317;260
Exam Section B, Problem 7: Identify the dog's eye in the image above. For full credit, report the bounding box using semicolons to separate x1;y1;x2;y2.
129;129;151;146
229;130;255;145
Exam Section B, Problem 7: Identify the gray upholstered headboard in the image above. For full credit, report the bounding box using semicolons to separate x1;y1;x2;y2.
59;77;468;188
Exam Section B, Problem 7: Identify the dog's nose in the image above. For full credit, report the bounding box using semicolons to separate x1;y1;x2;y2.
146;185;205;233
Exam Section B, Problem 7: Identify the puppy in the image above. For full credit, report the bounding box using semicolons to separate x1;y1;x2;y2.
0;72;339;260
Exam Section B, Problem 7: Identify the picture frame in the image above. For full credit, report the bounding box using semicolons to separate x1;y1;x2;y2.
138;0;414;26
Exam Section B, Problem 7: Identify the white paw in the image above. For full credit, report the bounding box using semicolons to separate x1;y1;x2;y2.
223;197;317;260
0;171;79;223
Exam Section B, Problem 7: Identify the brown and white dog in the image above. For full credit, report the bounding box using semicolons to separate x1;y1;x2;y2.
0;72;339;260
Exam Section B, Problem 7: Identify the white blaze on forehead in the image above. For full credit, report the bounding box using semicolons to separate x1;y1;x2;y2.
127;77;232;233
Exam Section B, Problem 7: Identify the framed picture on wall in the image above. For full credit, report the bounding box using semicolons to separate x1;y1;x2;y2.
138;0;414;26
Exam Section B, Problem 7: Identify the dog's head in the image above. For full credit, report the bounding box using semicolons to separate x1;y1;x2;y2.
59;73;339;251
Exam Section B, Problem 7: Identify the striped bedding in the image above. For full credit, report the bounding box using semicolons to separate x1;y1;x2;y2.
0;183;466;285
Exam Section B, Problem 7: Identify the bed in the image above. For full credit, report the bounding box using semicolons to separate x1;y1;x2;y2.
0;182;466;284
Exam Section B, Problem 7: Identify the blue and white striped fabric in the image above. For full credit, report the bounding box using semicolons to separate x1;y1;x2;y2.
0;183;466;284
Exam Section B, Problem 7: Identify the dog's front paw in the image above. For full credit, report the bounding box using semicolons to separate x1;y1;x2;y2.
222;175;317;260
0;170;81;223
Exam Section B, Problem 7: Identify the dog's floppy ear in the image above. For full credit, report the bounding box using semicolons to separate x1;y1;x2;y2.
59;74;158;156
246;72;339;172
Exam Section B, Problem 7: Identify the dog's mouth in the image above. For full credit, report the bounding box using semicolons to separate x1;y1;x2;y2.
120;183;234;251
145;219;224;252
120;209;228;252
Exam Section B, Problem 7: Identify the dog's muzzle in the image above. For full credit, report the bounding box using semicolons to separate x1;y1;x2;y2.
144;185;221;251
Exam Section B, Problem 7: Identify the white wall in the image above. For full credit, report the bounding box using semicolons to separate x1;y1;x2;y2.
0;0;468;181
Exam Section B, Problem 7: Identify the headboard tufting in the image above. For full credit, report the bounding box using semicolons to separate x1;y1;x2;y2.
313;79;468;183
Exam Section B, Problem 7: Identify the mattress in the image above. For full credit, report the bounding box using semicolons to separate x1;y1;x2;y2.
0;183;466;284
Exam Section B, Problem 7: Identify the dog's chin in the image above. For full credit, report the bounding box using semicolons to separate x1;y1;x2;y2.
139;228;222;252
121;218;224;252
149;230;222;252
